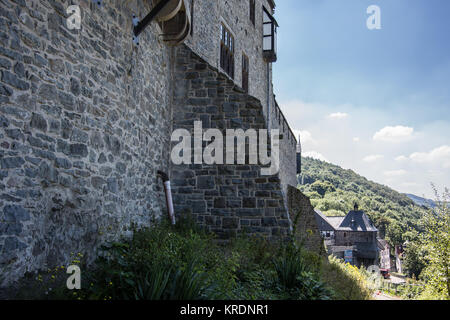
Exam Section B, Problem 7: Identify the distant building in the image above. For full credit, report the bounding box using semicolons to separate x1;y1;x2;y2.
378;239;391;270
314;206;380;267
394;243;406;274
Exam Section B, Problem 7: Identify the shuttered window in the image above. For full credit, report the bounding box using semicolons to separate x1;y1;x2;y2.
220;23;234;79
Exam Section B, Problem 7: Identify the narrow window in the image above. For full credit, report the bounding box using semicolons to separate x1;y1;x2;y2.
249;0;255;26
220;23;234;79
242;53;249;93
190;0;194;36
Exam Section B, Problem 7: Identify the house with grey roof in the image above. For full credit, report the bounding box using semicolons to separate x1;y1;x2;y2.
314;205;380;267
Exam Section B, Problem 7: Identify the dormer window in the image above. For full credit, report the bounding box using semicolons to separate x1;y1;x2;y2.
263;7;278;62
220;23;235;79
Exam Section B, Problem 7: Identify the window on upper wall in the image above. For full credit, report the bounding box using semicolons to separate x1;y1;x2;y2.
190;0;194;36
220;23;234;79
242;53;249;93
263;6;278;62
249;0;255;26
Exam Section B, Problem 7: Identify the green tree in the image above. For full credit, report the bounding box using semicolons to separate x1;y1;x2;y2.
403;240;426;279
310;180;336;197
418;187;449;300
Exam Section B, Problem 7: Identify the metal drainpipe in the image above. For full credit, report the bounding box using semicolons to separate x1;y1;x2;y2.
157;170;176;225
267;63;271;131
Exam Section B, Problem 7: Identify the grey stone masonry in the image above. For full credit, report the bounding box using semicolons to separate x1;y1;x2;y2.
170;45;291;240
0;0;172;286
186;0;276;112
287;185;323;254
271;100;298;201
0;0;308;288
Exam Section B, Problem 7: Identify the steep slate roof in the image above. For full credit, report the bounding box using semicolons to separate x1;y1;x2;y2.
327;216;345;230
314;209;377;232
337;210;378;232
314;209;336;232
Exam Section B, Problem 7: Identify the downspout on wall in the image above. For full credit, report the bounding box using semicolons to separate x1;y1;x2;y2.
266;62;271;131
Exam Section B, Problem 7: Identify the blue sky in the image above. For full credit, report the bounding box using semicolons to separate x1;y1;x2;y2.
273;0;450;198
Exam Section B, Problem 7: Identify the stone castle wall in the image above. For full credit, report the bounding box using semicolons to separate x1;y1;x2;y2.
0;0;173;286
170;45;291;239
185;0;298;202
271;101;298;201
185;0;275;115
287;185;323;254
0;0;307;287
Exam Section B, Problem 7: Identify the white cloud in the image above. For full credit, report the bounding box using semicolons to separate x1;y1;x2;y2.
373;126;414;142
384;170;407;177
279;99;449;198
363;154;384;162
395;155;408;162
409;145;450;168
292;130;316;145
400;182;420;188
303;151;329;162
328;112;348;120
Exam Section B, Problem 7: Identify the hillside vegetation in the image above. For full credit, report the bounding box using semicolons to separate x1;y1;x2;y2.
12;216;373;300
298;157;427;246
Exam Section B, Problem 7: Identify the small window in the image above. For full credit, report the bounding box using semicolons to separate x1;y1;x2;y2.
220;23;235;79
242;53;249;93
190;0;194;36
263;7;278;62
249;0;255;26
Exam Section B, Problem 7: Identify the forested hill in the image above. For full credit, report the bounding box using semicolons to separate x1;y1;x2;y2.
405;194;436;208
298;157;427;245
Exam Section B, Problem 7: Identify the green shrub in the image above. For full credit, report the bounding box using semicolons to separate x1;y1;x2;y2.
273;247;307;289
17;215;369;300
133;264;172;300
320;256;373;300
271;244;333;300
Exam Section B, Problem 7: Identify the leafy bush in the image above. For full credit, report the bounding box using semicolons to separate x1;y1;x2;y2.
319;256;373;300
273;247;307;289
16;214;370;300
271;244;333;300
